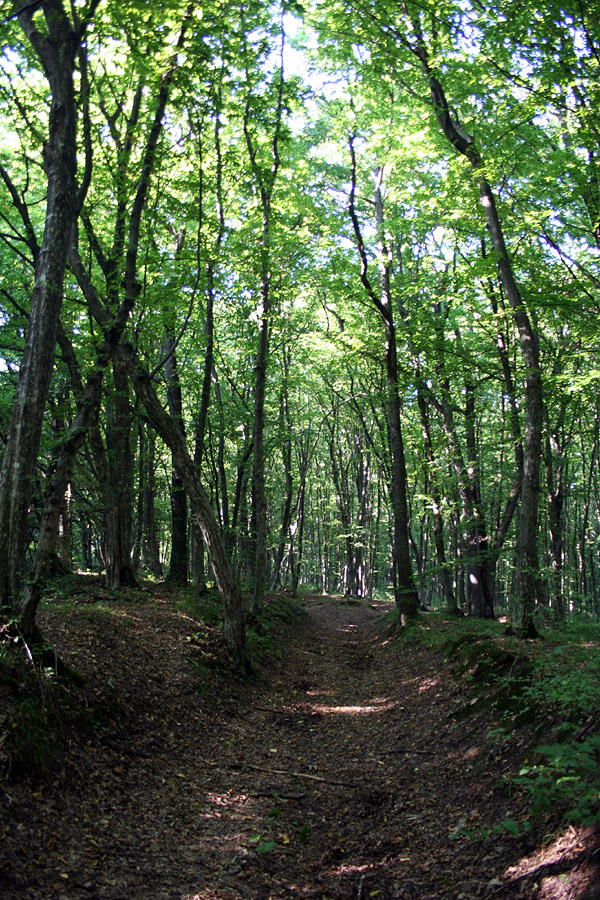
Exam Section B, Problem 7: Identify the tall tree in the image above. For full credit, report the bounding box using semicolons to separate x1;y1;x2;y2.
0;0;99;612
242;8;286;622
348;144;419;620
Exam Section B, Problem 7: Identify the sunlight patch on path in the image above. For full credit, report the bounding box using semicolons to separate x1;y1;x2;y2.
311;698;399;715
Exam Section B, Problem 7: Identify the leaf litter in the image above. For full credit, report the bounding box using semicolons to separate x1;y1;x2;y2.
1;583;598;899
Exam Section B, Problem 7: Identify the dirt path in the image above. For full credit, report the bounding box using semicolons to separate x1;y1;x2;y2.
1;592;597;899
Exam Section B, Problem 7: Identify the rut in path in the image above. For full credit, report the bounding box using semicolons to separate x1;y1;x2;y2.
3;594;595;900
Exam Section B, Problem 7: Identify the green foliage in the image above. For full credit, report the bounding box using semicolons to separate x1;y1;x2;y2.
517;737;600;825
435;614;600;830
297;823;311;843
459;817;529;843
180;588;223;626
2;0;600;682
525;652;600;721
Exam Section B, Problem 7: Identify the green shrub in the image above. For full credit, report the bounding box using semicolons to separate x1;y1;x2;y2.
516;736;600;824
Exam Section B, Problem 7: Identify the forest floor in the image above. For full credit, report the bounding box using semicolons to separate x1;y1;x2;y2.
1;582;599;900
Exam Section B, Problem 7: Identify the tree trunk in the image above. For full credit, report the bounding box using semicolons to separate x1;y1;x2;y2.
250;267;270;620
143;439;163;578
384;318;420;620
0;3;84;610
164;331;188;585
14;288;134;634
104;362;137;589
243;29;284;622
327;423;356;596
477;179;543;634
271;355;294;590
348;144;419;621
416;387;457;613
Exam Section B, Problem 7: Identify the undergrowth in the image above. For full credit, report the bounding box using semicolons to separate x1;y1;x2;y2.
180;586;304;690
0;622;59;778
398;612;600;831
245;593;304;668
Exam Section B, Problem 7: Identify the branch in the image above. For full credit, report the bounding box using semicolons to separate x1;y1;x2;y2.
0;161;39;261
68;242;110;327
347;135;387;318
225;762;356;788
125;9;192;295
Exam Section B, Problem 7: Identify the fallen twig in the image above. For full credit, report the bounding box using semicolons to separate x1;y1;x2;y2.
231;762;356;787
386;747;436;755
357;873;365;899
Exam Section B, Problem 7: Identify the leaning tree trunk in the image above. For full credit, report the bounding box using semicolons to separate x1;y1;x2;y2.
117;344;248;670
417;55;544;636
0;2;87;611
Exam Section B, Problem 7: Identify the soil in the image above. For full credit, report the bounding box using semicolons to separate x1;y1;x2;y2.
1;586;598;900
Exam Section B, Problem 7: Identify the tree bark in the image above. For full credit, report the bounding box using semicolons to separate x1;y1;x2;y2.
164;330;188;585
416;386;457;613
271;347;294;590
243;24;285;623
101;362;137;589
0;2;90;610
249;265;270;620
142;437;163;577
16;294;136;633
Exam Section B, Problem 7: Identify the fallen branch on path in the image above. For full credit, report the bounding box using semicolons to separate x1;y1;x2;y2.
228;761;356;787
386;747;436;755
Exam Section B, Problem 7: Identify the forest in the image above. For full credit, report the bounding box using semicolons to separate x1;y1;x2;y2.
1;2;600;897
1;0;600;657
